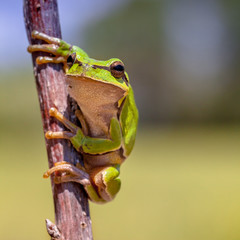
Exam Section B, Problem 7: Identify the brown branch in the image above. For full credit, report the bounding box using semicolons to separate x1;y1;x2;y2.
23;0;93;239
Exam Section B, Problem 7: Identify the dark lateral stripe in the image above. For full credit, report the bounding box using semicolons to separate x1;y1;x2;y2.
92;65;109;70
92;64;129;85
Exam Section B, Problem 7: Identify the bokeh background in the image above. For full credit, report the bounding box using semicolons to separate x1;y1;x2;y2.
1;0;240;239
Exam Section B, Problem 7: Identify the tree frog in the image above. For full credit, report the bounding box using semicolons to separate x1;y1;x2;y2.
28;31;138;203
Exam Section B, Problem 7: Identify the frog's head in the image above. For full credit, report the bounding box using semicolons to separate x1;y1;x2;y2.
65;47;129;93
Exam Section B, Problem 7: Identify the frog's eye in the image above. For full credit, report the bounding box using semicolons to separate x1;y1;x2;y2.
67;53;76;67
110;61;125;78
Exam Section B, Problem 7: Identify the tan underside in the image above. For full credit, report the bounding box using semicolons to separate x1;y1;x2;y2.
66;76;125;137
66;76;126;170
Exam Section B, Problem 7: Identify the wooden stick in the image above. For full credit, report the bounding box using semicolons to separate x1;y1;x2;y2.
23;1;93;239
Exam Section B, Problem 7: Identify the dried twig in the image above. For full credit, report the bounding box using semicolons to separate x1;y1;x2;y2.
46;219;62;240
23;0;93;239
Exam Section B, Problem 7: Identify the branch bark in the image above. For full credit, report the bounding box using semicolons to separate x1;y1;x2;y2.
23;1;93;239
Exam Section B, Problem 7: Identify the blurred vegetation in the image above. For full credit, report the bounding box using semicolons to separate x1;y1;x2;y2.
1;72;240;240
82;0;163;123
81;0;240;123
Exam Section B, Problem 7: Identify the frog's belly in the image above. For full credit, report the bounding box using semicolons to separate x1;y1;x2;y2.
66;76;125;137
66;76;126;170
83;150;125;171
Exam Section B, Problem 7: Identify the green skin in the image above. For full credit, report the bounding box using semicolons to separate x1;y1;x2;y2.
28;31;138;203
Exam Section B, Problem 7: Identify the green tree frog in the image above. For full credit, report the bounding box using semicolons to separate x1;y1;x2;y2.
28;31;138;203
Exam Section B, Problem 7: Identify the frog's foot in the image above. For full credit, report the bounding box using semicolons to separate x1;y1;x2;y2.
43;161;91;186
43;162;109;204
45;107;79;140
27;30;71;58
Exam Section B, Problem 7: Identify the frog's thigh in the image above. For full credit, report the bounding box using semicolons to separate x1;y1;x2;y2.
85;166;121;203
84;185;106;203
102;167;121;199
93;166;121;202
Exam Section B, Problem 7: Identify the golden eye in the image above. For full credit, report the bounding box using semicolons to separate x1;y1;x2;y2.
110;61;125;78
67;53;76;67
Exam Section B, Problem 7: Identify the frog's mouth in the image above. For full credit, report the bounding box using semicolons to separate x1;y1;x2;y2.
66;73;128;91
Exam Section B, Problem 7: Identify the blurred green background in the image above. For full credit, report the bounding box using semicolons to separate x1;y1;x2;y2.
1;0;240;239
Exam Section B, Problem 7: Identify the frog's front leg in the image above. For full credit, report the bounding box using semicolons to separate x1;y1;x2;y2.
27;31;72;70
46;107;122;154
45;107;78;140
28;30;71;53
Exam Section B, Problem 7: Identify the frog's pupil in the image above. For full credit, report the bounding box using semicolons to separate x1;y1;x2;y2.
113;65;124;72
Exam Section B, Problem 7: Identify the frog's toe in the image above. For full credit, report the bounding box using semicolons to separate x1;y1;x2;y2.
27;44;58;54
49;107;58;116
43;162;90;186
54;161;68;166
45;130;74;139
31;30;43;40
31;31;61;45
36;56;65;64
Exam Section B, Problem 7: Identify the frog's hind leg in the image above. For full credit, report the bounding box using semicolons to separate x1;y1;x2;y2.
43;161;91;186
43;161;107;203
